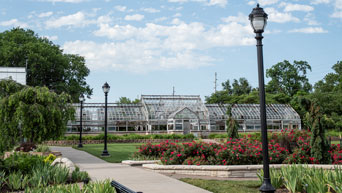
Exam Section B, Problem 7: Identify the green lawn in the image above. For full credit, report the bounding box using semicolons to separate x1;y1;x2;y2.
332;140;340;145
180;179;260;193
74;143;143;163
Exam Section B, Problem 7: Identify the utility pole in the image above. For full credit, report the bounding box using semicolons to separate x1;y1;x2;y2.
214;72;217;93
173;86;175;96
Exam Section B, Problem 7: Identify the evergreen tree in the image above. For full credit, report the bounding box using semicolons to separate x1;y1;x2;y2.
226;105;239;139
301;99;332;164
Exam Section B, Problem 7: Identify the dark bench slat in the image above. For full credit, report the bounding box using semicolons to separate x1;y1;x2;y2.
111;180;142;193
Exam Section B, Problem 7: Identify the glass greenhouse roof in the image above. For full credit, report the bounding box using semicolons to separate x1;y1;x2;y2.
71;95;301;125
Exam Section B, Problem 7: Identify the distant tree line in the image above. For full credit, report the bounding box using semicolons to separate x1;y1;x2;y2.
206;60;342;131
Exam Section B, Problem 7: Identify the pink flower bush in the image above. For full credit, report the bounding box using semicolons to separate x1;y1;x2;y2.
133;129;341;165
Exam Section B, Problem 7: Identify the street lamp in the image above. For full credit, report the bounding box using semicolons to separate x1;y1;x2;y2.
78;94;85;148
101;82;110;157
249;4;275;193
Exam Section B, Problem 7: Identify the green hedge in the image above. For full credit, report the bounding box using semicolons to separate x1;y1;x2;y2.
61;133;195;141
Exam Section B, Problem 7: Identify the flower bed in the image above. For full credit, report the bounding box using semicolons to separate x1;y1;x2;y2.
0;153;89;192
132;129;342;165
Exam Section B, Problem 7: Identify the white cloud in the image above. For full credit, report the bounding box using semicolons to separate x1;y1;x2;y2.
331;0;342;18
281;3;314;12
311;0;330;4
124;14;145;21
335;0;342;9
173;13;182;17
331;11;342;18
42;35;58;41
221;13;249;24
265;8;300;23
257;0;278;6
168;0;227;7
141;8;160;13
168;0;188;2
289;27;328;33
248;1;256;6
207;0;228;7
38;0;86;3
155;17;168;22
304;13;320;25
38;11;53;18
77;18;254;73
0;19;28;28
114;5;127;12
45;11;92;28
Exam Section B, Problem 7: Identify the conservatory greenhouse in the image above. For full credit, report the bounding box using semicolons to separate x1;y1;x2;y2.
67;95;301;135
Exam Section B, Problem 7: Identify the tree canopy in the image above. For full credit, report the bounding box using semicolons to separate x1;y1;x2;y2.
0;86;75;152
116;97;140;104
0;79;25;99
266;60;312;96
0;28;92;102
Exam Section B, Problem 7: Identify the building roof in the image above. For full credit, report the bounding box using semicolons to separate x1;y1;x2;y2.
71;95;301;125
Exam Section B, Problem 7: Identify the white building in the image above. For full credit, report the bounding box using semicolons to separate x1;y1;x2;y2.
0;67;26;85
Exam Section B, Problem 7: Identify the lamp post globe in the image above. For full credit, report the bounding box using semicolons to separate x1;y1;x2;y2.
101;82;110;157
78;94;85;148
249;4;275;193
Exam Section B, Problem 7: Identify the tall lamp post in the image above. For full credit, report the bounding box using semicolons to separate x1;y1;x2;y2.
249;4;275;193
78;94;85;148
101;82;110;157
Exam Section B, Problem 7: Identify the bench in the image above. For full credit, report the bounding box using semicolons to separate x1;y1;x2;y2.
111;180;143;193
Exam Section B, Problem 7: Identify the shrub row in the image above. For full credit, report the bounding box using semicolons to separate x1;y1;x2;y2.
133;129;342;165
61;133;195;140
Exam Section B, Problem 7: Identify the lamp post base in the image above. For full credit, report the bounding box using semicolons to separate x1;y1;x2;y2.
101;150;110;157
77;143;83;148
260;178;275;193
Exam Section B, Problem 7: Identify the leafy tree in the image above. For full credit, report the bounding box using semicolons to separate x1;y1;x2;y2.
313;61;342;130
0;86;75;152
117;97;140;104
221;80;232;94
314;61;342;93
0;28;92;102
0;79;25;99
226;105;239;139
266;60;312;96
232;78;252;95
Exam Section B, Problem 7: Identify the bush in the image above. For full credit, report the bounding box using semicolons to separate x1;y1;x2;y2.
34;145;50;153
133;130;340;165
15;142;37;152
1;153;45;175
62;133;195;141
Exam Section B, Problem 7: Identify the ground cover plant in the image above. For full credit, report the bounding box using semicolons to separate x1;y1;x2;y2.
0;153;89;192
132;129;342;165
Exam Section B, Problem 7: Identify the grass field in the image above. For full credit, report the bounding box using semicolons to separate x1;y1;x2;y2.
74;143;142;163
180;179;260;193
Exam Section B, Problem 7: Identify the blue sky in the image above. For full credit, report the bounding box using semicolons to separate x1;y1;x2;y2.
1;0;341;102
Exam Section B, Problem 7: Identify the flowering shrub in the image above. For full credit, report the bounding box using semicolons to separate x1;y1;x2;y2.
134;130;340;165
330;144;342;164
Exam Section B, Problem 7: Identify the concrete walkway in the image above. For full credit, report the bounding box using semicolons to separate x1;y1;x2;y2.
50;146;211;193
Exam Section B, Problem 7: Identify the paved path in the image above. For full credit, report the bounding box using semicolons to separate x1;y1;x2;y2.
50;146;211;193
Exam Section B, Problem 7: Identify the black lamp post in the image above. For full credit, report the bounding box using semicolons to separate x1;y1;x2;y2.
249;4;275;193
78;94;85;148
101;82;110;157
